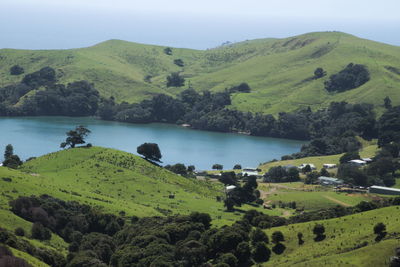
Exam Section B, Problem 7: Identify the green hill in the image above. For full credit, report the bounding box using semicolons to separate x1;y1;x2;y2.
263;206;400;266
1;31;399;114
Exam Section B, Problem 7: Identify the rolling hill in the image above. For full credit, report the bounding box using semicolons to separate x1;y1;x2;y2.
0;31;399;115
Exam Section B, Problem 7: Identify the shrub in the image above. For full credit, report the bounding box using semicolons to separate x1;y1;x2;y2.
14;227;25;237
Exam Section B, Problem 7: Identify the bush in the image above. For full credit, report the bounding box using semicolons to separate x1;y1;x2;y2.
31;222;51;240
14;227;25;237
10;65;24;75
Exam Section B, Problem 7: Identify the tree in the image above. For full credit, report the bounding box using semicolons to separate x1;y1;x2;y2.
173;59;184;67
313;224;326;241
271;231;285;244
164;47;173;55
166;72;185;87
384;96;392;109
60;126;91;149
31;222;51;240
219;171;236;185
3;144;22;169
314;67;326;79
233;164;242;170
187;165;195;173
10;65;24;75
374;222;387;241
212;164;223;170
4;144;13;160
250;228;269;245
137;143;162;163
297;232;304;245
302;164;312;173
252;242;271;263
224;197;235;212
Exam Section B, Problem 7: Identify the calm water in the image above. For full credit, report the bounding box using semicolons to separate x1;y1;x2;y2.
0;117;304;170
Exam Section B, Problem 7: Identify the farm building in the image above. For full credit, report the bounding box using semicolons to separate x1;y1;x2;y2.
348;159;367;166
241;167;259;177
368;185;400;195
323;163;337;169
361;157;373;163
225;185;237;193
298;163;316;170
318;176;343;186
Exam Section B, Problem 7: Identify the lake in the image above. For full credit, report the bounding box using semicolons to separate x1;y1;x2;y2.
0;117;305;170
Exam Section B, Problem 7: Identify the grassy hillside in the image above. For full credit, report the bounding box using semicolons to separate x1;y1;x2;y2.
0;147;277;228
1;32;399;114
263;206;400;266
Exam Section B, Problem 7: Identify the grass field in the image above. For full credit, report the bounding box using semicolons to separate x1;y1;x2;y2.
1;32;399;115
263;206;400;266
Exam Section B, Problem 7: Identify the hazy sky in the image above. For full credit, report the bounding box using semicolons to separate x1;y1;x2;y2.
1;0;400;49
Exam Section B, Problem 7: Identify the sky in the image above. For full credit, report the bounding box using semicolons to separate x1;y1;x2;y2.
1;0;400;50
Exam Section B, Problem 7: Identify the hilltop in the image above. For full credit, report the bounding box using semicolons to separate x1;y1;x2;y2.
0;31;399;114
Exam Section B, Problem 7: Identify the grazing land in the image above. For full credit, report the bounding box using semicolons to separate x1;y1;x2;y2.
1;32;400;114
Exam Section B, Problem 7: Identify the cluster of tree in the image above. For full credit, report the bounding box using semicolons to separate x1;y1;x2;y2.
0;67;99;117
228;82;251;93
324;63;370;92
66;212;278;266
164;163;195;177
263;166;300;183
2;144;22;169
9;195;125;243
304;167;331;184
224;176;264;211
0;228;65;267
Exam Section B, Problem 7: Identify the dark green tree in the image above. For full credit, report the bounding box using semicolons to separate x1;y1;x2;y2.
252;242;271;263
250;228;269;245
271;231;285;244
10;65;24;75
212;164;223;170
60;126;91;148
233;164;242;170
164;47;173;55
314;67;326;79
137;143;162;163
173;59;184;67
374;222;387;241
297;232;304;245
384;96;392;109
166;72;185;87
4;144;13;160
313;224;326;241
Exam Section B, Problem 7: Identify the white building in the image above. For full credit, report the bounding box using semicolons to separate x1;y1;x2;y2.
348;159;367;166
241;167;259;177
369;185;400;195
323;163;337;169
298;163;316;170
